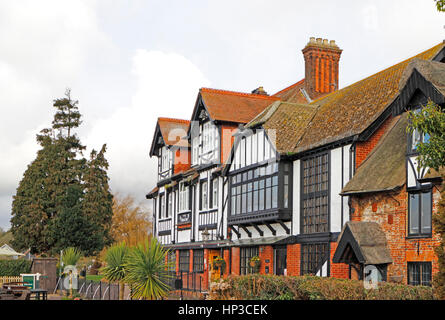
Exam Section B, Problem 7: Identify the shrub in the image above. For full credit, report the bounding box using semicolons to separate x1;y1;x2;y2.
61;247;82;266
0;259;32;276
208;274;435;300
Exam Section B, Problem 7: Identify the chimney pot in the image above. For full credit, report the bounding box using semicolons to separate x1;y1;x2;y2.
251;86;268;96
302;38;342;99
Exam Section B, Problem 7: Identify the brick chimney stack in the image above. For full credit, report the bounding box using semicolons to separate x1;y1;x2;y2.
302;37;342;100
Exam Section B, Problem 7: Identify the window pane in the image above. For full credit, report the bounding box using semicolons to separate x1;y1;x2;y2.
421;263;432;286
247;183;252;213
265;185;271;209
412;129;421;151
241;185;247;214
259;185;264;210
409;193;419;234
272;186;278;208
253;189;258;211
421;191;432;234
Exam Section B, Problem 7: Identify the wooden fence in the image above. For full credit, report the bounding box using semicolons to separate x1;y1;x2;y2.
0;276;22;287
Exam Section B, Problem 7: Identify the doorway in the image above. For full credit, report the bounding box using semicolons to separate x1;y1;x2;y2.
208;250;222;282
274;246;287;276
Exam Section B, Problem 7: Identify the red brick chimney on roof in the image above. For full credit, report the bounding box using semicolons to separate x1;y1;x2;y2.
302;37;342;100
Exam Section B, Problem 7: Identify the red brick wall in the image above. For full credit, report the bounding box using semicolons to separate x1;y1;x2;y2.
330;242;349;279
221;124;238;164
349;186;441;283
231;247;240;275
175;250;179;273
355;115;393;168
259;246;274;275
286;244;300;276
189;249;194;273
223;249;230;279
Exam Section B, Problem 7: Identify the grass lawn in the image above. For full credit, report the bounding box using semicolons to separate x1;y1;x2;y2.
86;274;104;282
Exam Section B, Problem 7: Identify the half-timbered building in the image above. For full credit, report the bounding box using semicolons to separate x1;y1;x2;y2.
146;38;445;290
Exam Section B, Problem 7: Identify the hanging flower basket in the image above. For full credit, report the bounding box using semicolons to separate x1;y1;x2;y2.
213;256;226;273
249;256;261;272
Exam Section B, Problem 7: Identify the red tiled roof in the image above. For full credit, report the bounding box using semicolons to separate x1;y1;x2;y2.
272;79;309;103
157;117;190;147
199;87;279;124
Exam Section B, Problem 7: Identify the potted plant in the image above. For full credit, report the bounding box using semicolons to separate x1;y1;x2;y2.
249;256;261;272
213;256;226;273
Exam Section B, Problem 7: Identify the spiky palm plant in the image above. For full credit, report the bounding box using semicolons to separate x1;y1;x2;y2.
101;242;129;300
124;238;172;300
61;247;82;297
62;247;82;266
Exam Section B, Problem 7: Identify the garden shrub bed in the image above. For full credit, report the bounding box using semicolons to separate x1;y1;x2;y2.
0;259;32;276
208;274;435;300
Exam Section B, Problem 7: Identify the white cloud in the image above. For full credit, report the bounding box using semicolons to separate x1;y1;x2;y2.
84;50;210;204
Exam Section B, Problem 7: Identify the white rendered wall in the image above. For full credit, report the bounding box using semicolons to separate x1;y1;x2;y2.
292;159;301;235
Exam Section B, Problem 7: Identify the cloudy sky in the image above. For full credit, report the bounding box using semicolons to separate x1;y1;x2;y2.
0;0;443;229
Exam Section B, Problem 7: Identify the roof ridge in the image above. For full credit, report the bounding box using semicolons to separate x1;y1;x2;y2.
309;42;445;105
158;117;190;124
272;78;305;96
200;87;279;100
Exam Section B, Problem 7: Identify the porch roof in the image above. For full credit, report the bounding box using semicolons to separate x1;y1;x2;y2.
332;221;393;266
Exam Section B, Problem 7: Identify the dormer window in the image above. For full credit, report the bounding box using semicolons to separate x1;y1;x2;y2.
202;121;216;153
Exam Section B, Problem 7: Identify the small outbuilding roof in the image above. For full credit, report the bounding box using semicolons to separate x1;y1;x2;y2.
333;221;393;265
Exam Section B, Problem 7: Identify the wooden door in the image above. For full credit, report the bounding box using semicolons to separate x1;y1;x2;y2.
208;250;221;282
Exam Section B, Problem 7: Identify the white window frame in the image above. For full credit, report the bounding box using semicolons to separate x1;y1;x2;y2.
212;178;218;208
179;183;189;213
201;181;208;211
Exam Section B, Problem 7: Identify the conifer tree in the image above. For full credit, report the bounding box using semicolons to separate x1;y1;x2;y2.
11;89;110;255
83;144;114;246
49;185;103;256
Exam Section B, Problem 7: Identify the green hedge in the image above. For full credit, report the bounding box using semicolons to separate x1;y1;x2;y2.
0;259;32;276
209;274;435;300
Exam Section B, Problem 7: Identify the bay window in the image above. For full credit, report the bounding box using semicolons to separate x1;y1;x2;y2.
229;162;289;216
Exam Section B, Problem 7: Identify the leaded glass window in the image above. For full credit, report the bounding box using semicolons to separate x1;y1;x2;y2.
301;243;329;275
301;152;329;234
